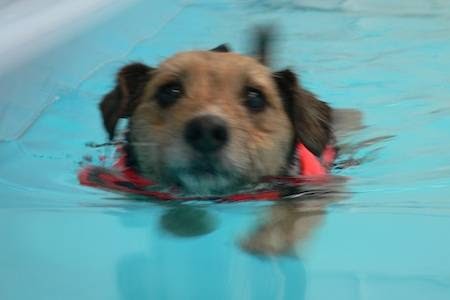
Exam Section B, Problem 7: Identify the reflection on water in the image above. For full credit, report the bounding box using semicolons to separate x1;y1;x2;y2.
160;204;218;237
111;204;308;300
1;0;450;299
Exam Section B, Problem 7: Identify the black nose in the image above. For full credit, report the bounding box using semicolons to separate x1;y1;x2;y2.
184;115;229;153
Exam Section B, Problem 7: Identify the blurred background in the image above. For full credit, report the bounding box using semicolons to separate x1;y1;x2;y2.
1;1;450;300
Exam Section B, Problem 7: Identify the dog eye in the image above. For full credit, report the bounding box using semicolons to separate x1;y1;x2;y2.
244;87;266;112
155;82;183;107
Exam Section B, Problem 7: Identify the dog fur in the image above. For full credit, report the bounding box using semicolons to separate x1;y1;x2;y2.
96;31;371;255
99;44;332;195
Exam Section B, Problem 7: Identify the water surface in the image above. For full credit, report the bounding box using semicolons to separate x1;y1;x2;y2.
1;1;450;299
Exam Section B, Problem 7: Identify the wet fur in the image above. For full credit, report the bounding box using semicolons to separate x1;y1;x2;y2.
100;49;332;194
95;35;366;255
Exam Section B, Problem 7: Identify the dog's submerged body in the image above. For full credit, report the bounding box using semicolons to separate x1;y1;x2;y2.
92;30;370;255
100;42;333;196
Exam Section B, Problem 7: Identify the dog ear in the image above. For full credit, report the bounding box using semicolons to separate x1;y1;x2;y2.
99;63;154;140
274;69;332;156
210;44;231;52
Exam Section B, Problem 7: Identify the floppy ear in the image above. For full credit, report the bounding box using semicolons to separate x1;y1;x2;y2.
210;44;231;52
274;69;332;156
99;63;154;140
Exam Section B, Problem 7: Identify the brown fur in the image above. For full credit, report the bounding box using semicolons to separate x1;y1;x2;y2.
274;69;332;156
95;38;361;255
99;49;332;194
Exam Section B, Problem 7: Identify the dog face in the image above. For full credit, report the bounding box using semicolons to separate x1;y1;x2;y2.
100;47;331;195
130;51;294;194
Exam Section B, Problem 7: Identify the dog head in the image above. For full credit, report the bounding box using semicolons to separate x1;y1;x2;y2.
99;41;331;195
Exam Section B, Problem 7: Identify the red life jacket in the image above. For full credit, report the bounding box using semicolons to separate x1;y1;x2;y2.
78;143;336;202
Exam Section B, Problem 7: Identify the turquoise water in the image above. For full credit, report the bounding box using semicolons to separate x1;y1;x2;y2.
1;1;450;299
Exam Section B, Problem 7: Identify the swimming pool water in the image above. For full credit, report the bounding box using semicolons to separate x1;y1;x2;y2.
1;1;450;299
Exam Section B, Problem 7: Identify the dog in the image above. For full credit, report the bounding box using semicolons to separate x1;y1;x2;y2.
99;32;334;196
96;28;368;255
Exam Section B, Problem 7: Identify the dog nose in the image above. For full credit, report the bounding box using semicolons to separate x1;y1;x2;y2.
184;115;229;153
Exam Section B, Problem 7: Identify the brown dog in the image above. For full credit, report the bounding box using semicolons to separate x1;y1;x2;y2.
99;39;332;195
97;30;367;255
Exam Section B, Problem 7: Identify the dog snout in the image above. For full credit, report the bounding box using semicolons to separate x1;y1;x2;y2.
184;115;229;153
